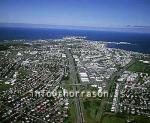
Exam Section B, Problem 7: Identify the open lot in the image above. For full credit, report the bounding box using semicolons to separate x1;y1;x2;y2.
83;99;102;123
101;114;150;123
128;61;150;75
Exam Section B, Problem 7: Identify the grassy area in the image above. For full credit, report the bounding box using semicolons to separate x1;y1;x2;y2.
64;79;73;91
101;114;150;123
80;85;109;123
102;114;126;123
63;76;76;123
128;61;150;75
133;116;150;123
83;99;102;123
18;67;29;79
108;74;118;101
64;101;77;123
0;81;12;91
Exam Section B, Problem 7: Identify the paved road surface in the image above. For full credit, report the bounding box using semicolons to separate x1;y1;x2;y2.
66;48;85;123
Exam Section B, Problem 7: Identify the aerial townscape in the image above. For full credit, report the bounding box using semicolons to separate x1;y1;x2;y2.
0;36;149;123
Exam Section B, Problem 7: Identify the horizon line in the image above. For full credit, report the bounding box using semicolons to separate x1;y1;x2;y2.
0;22;150;33
0;22;150;28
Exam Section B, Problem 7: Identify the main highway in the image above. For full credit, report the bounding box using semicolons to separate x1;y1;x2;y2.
66;48;85;123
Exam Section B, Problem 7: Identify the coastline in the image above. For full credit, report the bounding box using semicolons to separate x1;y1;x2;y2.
0;27;150;54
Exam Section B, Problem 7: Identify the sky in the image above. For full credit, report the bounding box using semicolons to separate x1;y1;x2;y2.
0;0;150;27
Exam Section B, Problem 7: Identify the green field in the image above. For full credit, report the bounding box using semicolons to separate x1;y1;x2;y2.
102;114;126;123
0;81;12;91
101;114;150;123
64;79;73;91
108;74;118;103
64;101;77;123
133;116;150;123
128;61;150;75
83;99;102;123
63;76;76;123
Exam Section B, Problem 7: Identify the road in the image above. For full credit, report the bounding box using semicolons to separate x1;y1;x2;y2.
116;60;135;77
99;60;136;122
66;48;85;123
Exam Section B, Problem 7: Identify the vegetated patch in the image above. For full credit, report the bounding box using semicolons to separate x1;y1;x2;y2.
17;67;29;79
83;99;101;123
0;81;12;91
64;101;76;123
128;61;150;75
101;114;150;123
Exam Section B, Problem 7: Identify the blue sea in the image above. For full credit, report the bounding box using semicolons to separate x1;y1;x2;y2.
0;27;150;54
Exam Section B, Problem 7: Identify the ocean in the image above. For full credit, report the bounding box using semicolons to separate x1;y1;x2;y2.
0;27;150;54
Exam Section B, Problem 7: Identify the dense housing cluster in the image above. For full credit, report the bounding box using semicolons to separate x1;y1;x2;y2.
0;41;69;123
0;37;150;123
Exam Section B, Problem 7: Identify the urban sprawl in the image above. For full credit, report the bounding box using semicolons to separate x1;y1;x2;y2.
0;37;150;123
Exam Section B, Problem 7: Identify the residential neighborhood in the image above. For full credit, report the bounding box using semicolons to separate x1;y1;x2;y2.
0;37;150;123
